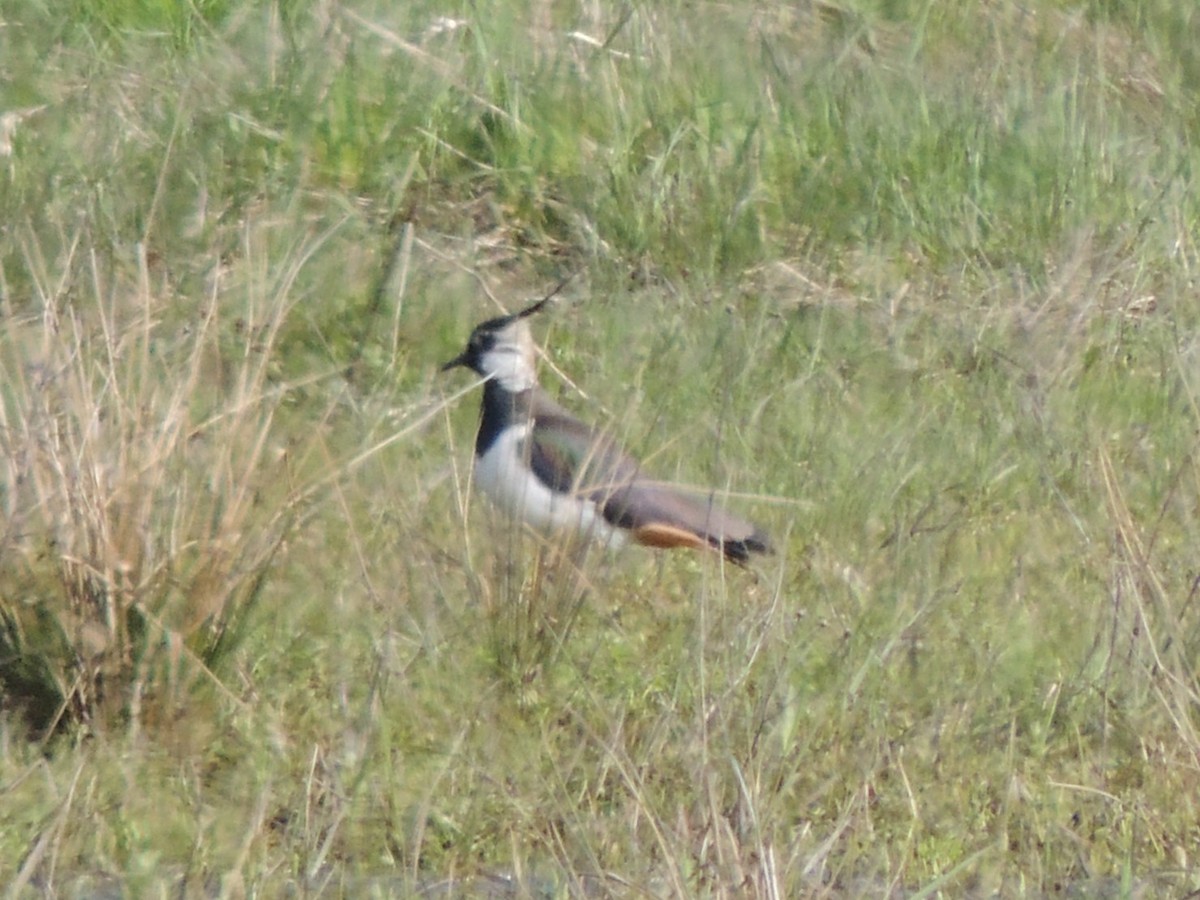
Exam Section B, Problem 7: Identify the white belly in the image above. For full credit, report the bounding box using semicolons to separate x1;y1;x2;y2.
473;426;624;547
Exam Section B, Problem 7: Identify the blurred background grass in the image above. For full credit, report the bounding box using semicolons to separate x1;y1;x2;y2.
2;0;1200;895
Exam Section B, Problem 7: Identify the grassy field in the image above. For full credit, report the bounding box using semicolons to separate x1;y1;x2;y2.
3;0;1200;895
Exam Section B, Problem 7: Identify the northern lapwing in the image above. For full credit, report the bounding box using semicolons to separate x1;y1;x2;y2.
442;295;771;564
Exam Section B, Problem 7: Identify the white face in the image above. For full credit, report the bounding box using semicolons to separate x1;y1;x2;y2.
479;322;537;391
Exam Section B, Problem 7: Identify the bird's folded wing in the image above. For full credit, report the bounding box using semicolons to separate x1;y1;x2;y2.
524;394;771;562
600;481;764;546
525;402;638;496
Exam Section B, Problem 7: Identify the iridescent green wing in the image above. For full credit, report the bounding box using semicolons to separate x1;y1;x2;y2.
526;401;637;499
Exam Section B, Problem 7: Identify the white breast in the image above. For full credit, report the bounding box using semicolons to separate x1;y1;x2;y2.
473;425;624;547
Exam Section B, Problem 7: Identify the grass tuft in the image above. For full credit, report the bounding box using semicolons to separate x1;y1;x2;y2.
0;231;335;737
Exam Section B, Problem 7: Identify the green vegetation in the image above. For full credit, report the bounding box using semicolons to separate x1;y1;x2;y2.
2;0;1199;894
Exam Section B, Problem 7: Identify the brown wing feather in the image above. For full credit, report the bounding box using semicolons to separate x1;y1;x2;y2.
603;481;771;563
525;390;771;563
526;389;640;496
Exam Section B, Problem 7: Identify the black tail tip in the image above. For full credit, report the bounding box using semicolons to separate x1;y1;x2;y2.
721;532;773;565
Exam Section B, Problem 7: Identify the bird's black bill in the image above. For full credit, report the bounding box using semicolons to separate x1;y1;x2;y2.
440;351;469;372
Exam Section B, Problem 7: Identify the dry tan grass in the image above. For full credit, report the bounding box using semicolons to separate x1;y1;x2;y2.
0;229;339;736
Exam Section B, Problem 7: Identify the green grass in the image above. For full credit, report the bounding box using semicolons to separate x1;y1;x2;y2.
3;0;1200;895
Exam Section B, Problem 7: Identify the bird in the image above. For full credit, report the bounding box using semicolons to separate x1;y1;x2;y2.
441;295;771;564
